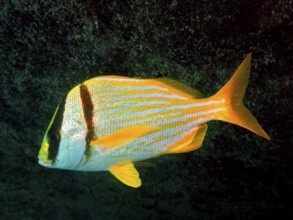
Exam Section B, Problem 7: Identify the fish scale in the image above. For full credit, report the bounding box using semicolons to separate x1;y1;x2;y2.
38;54;270;188
78;77;228;167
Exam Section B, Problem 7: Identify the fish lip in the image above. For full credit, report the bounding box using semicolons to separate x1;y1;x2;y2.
38;156;51;167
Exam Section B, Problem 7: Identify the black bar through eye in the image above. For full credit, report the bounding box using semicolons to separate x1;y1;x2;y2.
47;95;67;162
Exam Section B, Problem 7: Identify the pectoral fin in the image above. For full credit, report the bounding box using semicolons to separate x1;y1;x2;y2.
166;124;208;154
90;125;159;153
109;161;141;188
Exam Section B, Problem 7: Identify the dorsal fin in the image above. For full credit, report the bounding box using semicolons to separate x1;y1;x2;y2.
154;78;203;99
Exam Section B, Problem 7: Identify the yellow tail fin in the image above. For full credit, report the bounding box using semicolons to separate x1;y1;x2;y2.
212;53;270;140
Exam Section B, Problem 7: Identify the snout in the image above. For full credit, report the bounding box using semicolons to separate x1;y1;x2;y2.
38;155;52;167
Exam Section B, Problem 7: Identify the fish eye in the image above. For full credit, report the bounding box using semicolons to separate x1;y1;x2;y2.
48;132;60;143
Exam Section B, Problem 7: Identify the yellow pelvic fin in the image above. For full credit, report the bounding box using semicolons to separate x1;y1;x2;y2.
90;125;159;152
212;53;270;140
166;124;208;154
109;161;141;188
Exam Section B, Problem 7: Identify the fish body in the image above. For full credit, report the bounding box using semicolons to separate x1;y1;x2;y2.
38;54;270;187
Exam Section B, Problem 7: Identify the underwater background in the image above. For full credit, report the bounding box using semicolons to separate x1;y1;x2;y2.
0;0;292;219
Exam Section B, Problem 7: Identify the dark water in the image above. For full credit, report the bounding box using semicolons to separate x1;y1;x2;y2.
0;1;292;219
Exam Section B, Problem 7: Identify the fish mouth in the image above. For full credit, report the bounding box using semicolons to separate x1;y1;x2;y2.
38;156;52;167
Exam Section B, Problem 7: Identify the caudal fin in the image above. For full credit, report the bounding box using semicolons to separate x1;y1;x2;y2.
213;53;270;140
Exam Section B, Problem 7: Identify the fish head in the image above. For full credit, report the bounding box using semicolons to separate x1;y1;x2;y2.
38;91;86;170
38;129;86;170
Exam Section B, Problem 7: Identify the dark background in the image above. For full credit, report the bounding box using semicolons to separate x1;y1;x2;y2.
0;0;292;219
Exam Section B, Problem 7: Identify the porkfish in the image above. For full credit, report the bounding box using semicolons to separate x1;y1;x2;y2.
38;54;270;188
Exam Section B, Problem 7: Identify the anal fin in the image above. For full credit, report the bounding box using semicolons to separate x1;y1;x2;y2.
166;124;208;154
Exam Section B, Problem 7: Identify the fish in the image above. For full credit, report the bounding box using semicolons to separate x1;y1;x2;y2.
38;53;270;188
